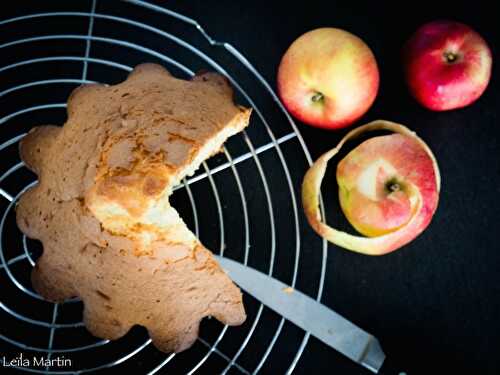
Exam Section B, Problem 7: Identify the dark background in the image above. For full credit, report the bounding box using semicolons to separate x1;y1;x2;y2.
0;1;499;374
169;1;500;374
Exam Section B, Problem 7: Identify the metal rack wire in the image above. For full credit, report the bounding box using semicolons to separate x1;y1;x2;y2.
0;1;328;373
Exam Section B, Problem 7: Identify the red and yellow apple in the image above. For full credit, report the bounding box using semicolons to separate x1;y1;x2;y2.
403;20;492;111
302;120;440;255
277;28;379;129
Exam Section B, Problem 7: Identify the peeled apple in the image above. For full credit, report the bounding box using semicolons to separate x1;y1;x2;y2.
302;120;440;255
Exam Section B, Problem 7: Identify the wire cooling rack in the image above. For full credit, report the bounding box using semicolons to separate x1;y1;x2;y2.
0;1;329;373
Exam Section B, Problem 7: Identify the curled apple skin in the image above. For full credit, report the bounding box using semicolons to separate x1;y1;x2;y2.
302;120;440;255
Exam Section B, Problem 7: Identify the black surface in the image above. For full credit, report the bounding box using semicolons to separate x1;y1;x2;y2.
0;1;499;374
169;2;500;374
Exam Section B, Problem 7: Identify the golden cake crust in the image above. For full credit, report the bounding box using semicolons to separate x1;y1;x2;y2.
16;63;250;353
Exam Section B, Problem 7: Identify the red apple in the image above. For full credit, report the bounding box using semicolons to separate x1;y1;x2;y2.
277;28;379;129
403;20;492;111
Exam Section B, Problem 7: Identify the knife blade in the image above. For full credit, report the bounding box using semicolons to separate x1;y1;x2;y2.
215;256;386;373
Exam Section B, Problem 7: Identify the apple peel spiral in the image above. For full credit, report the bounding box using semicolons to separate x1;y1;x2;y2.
302;120;440;255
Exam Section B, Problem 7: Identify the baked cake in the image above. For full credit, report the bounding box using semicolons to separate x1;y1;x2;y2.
16;63;250;352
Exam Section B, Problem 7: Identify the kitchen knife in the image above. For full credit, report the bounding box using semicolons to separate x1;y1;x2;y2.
215;256;387;373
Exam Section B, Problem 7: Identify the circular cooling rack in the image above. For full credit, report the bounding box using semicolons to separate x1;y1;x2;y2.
0;1;328;373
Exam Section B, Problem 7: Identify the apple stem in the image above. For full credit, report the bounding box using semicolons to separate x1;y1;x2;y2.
311;92;324;103
444;51;458;63
389;183;400;192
